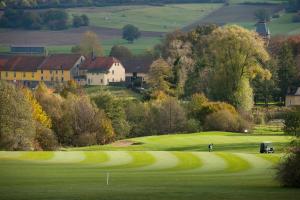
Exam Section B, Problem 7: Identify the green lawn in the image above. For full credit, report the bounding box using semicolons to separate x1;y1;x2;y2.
84;85;142;101
0;130;298;200
67;4;222;32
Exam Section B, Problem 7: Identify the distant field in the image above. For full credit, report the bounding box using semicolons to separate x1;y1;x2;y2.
0;37;161;55
67;4;222;32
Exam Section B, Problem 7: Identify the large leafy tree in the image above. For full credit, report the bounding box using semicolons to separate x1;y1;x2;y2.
148;58;173;96
277;42;298;100
0;81;35;150
72;31;104;57
207;25;271;111
122;24;141;43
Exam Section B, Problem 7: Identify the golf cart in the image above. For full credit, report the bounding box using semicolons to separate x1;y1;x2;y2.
260;142;274;153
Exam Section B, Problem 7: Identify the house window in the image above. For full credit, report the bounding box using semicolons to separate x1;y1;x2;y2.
112;70;114;75
61;70;64;74
5;72;8;77
101;79;103;83
107;78;109;83
61;77;64;82
32;72;34;78
51;77;54;82
14;72;16;78
50;70;53;74
23;72;26;78
112;78;114;82
56;70;58;74
41;76;44;81
41;70;43;74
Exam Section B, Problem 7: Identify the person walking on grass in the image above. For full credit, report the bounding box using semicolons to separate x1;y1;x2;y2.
208;143;213;152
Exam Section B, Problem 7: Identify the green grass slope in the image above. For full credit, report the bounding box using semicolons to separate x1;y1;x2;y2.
0;150;299;200
72;130;291;153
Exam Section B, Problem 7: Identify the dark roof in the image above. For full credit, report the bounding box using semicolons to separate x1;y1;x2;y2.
122;57;153;73
39;54;82;70
82;57;120;72
0;55;45;72
256;21;270;37
0;55;12;67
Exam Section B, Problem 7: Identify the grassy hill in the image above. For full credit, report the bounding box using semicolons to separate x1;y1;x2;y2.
0;126;298;200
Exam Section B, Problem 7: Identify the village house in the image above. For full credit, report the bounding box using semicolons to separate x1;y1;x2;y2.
0;55;45;87
79;56;125;86
38;54;85;85
286;87;300;106
123;57;153;87
0;54;84;87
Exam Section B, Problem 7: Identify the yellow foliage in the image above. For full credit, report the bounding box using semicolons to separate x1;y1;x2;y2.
23;88;52;128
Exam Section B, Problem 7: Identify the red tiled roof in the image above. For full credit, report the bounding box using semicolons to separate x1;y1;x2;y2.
0;55;45;72
39;54;83;70
81;57;120;72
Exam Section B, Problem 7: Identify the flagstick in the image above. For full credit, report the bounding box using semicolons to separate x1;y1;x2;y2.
106;172;109;185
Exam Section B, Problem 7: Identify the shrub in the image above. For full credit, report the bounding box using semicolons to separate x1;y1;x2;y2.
277;140;300;187
292;14;300;23
204;110;238;132
283;111;300;137
74;133;97;147
36;124;58;150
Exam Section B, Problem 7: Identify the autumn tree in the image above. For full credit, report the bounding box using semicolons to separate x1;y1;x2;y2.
207;25;271;111
72;31;104;57
0;81;35;150
148;58;173;97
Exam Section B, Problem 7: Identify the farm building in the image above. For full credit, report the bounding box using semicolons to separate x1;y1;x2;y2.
286;87;300;106
39;54;85;85
0;54;84;87
79;56;125;86
123;57;153;87
10;46;48;55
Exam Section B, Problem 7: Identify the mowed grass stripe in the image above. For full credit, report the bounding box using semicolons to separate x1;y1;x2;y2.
216;152;252;173
80;151;109;164
18;152;54;161
46;151;85;163
0;151;22;160
192;152;227;172
256;154;282;164
139;151;178;171
99;151;132;167
107;151;156;170
167;152;203;171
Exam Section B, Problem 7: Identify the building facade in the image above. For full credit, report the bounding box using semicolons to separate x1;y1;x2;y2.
0;54;84;87
79;57;125;86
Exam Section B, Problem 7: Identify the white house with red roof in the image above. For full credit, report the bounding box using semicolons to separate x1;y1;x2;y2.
79;56;125;85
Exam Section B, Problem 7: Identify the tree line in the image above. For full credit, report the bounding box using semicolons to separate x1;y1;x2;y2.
0;8;89;30
0;0;224;9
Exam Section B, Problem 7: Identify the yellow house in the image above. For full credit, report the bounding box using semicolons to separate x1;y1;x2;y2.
38;54;85;84
0;55;45;87
0;54;85;87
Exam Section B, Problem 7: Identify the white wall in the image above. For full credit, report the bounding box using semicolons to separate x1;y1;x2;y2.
86;62;125;86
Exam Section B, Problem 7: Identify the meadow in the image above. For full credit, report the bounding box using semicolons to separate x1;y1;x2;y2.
67;4;222;32
0;127;299;200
